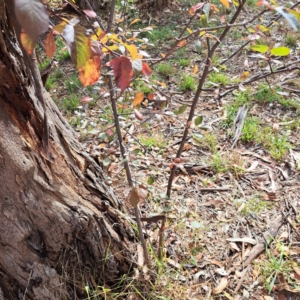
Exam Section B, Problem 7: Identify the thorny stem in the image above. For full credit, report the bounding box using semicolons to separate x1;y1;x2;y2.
166;0;248;198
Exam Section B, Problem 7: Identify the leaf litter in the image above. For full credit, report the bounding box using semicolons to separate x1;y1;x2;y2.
39;0;300;298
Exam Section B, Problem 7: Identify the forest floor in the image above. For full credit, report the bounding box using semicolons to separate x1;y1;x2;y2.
41;0;300;299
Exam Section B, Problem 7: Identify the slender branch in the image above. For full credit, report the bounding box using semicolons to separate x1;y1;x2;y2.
166;0;248;198
151;6;268;67
83;0;105;30
107;0;116;33
108;76;150;266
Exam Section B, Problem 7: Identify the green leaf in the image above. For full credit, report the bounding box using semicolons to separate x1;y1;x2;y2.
195;115;203;126
98;132;107;140
103;157;111;167
270;47;290;57
250;44;269;53
190;221;205;229
203;3;211;23
62;24;91;69
147;177;155;185
175;104;187;115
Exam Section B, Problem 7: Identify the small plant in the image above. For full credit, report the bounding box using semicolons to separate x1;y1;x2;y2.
66;74;81;93
134;79;152;94
60;95;81;114
142;26;174;46
55;37;70;62
207;72;233;86
210;152;228;173
241;117;261;142
156;62;176;77
259;241;294;294
139;133;168;150
285;34;298;47
240;195;273;215
193;132;218;152
178;58;190;67
179;75;196;91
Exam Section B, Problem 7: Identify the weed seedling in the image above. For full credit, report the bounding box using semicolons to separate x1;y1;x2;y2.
179;75;196;91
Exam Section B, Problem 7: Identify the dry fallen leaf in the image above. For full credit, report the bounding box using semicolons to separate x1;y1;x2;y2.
226;237;257;245
212;277;228;294
199;199;225;207
137;244;144;267
253;264;259;280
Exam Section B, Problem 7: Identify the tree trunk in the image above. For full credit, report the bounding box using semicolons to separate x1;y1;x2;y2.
0;1;135;299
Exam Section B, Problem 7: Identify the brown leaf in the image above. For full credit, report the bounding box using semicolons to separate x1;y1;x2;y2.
253;264;259;280
134;109;144;121
45;31;56;58
212;277;228;294
226;237;257;245
129;187;140;208
199;199;225;207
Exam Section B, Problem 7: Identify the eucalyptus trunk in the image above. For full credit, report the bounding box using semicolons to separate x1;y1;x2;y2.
0;1;134;299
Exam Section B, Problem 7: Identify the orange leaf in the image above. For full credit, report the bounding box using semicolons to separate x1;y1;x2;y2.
133;92;144;106
109;56;133;91
239;71;249;81
189;3;205;15
53;19;68;34
20;32;35;55
193;65;198;74
178;40;187;47
78;56;101;86
78;40;101;86
142;62;152;77
148;93;154;100
45;31;56;58
220;0;230;9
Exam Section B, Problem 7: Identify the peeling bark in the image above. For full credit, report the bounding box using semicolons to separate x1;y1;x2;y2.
0;1;135;299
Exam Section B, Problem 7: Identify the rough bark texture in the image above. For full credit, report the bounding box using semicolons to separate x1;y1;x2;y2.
0;1;135;299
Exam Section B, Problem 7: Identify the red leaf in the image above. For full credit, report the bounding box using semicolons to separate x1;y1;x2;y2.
142;62;151;77
45;31;56;58
148;93;154;100
80;96;93;103
83;9;97;18
109;56;133;91
189;3;204;15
